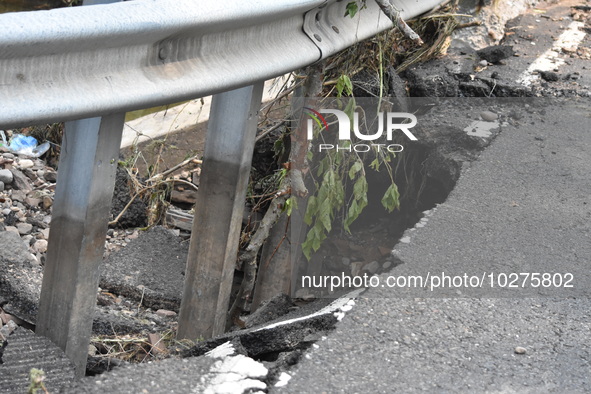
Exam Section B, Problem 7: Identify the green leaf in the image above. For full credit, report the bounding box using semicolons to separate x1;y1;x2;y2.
381;183;400;212
348;160;363;180
335;179;345;206
343;97;356;120
318;198;332;232
311;226;322;251
302;237;313;260
353;176;368;200
344;199;359;232
344;192;368;232
273;138;283;155
316;158;325;177
284;196;297;216
336;74;354;97
324;169;336;188
304;195;317;225
344;1;358;18
369;158;380;171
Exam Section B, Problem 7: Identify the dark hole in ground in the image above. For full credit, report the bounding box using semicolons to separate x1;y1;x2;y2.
292;112;469;298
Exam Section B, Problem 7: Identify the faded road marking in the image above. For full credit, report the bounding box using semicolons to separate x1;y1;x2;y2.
517;21;586;86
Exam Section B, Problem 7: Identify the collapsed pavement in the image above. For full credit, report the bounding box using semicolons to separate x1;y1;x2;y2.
0;326;76;393
1;0;589;391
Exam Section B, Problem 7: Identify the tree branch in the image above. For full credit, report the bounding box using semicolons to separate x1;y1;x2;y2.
227;63;325;326
374;0;424;46
227;184;289;326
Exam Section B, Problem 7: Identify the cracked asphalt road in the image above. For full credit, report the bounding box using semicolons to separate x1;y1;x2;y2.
276;2;591;392
277;97;591;393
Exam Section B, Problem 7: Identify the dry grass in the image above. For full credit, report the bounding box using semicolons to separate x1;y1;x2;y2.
323;1;467;92
89;329;196;365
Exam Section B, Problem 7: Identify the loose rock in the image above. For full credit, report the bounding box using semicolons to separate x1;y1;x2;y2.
480;111;499;122
40;228;50;240
514;346;527;355
44;170;58;182
110;167;148;228
171;189;198;205
0;169;13;184
350;261;364;277
147;333;166;354
9;169;32;192
24;197;41;208
10;190;26;202
42;195;53;209
539;71;560;82
33;239;48;254
477;45;515;63
5;226;19;235
363;261;381;275
156;309;177;318
17;159;34;169
16;223;33;235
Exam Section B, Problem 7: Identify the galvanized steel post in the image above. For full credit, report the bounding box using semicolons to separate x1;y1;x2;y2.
36;114;125;377
177;82;264;340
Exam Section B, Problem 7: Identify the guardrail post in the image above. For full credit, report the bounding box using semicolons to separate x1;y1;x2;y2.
36;114;124;377
177;82;264;340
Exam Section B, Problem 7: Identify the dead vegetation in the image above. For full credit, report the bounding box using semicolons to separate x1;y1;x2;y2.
323;0;468;90
88;328;197;369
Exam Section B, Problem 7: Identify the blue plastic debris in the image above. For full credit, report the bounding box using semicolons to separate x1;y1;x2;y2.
0;131;50;158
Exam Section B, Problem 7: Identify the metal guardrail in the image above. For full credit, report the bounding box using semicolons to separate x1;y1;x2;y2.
1;0;446;377
0;0;443;128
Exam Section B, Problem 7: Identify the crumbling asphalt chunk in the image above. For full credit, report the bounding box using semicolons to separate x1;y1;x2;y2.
404;61;459;97
539;70;560;82
387;66;410;112
476;45;515;64
459;80;493;97
100;226;189;312
400;47;535;98
0;226;179;336
243;293;294;329
0;327;75;393
477;77;533;97
62;353;224;394
0;231;41;324
184;310;338;360
63;340;270;394
110;166;148;229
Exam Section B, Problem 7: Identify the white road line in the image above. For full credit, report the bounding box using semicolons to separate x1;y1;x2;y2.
255;288;363;331
517;21;586;86
203;342;268;394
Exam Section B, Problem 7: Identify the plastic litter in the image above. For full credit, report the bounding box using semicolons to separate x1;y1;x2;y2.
0;130;51;158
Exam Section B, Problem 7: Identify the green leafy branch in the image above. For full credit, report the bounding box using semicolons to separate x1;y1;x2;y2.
300;94;400;260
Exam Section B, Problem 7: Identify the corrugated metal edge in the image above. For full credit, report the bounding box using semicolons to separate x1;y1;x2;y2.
305;0;444;59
